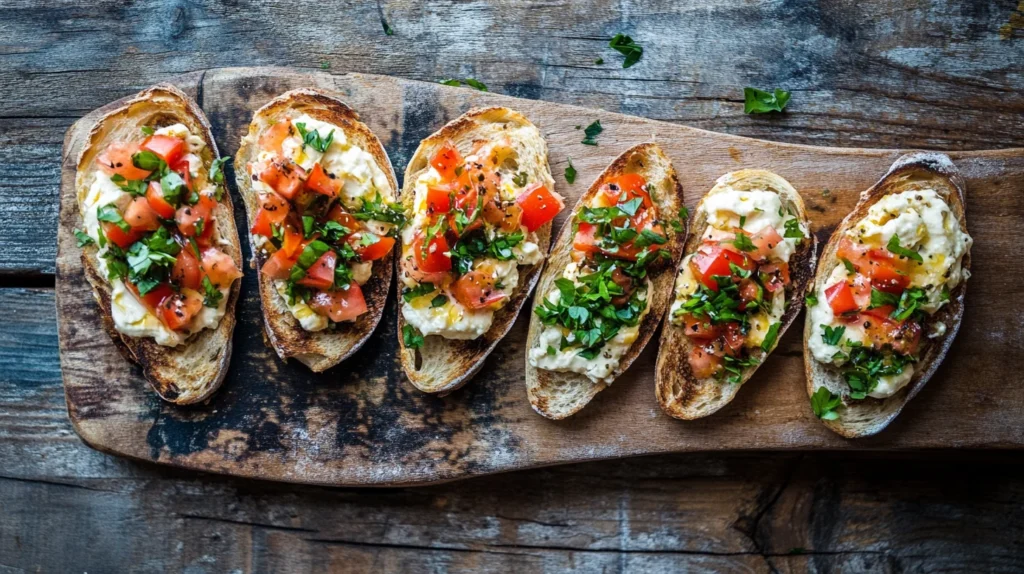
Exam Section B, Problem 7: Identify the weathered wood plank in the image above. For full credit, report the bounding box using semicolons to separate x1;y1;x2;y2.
53;68;1024;488
2;0;1023;275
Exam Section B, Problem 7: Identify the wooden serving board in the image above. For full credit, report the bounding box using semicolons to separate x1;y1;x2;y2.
56;67;1024;487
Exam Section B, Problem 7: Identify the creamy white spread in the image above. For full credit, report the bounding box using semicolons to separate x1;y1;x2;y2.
79;124;227;347
399;151;547;340
248;113;394;331
807;189;972;398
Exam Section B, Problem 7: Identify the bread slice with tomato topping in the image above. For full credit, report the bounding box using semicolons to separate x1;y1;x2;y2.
803;153;971;438
235;89;400;372
525;143;687;419
396;107;562;394
75;84;243;404
655;170;816;420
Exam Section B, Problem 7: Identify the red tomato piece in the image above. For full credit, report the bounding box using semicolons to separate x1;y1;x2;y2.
352;234;395;262
426;184;452;215
516;183;564;232
722;322;746;355
867;257;910;294
825;281;858;315
258;160;307;200
305;163;340;197
758;262;791;294
158;289;203;331
597;173;651;208
750;226;783;261
679;313;723;340
170;158;194;192
738;279;761;311
175;194;216;238
145;181;177;219
250;208;275;238
132;282;174;311
259;120;293;155
309;284;368;322
123;197;162;232
280;225;305;258
201;247;242;288
430;141;463;181
141;135;185;166
327;203;359;235
261;249;298;280
690;245;755;291
297;250;337;289
412;233;452;273
171;248;203;291
102;222;144;249
96;142;151;181
688;346;723;379
451;270;507;310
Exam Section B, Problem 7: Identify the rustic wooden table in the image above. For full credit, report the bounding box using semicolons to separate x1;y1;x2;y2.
2;1;1023;572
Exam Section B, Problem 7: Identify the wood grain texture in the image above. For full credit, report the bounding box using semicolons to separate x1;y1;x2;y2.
56;68;1024;487
3;0;1024;276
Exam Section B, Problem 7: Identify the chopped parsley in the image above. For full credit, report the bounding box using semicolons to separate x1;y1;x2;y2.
581;120;603;146
608;33;643;68
721;354;759;384
402;324;424;349
743;87;791;114
430;295;448;308
74;229;94;247
783;218;805;239
729;232;756;252
565;158;577;184
125;227;181;294
402;282;436;302
869;288;899;309
842;346;913;399
110;174;147;196
209;156;231;199
353;192;406;229
805;293;818;307
821;324;845;346
450;230;524;276
891;287;928;322
811;387;842;420
97;204;131;233
439;78;488;91
886;235;923;263
201;276;223;308
295;122;335;153
761;322;782;352
140;126;155;136
512;171;528;187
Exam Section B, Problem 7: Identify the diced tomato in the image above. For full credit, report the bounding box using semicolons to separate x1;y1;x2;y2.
412;233;452;273
447;166;499;236
485;201;523;233
750;226;784;261
133;282;174;311
259;120;293;155
309;284;368;322
758;262;791;294
280;225;305;258
722;322;746;355
858;313;921;356
96;142;151;181
171;249;203;291
689;346;723;379
297;250;337;289
175;194;216;238
837;237;870;269
451;270;507;310
867;255;910;294
102;222;144;249
158;289;203;331
353;234;395;262
123;197;161;232
258;160;306;200
261;192;291;223
170;158;193;192
261;248;298;280
201;247;242;288
145;181;177;219
596;173;651;209
862;305;896;321
738;279;761;311
430;141;463;181
141;135;185;166
327;203;359;235
305;163;340;197
825;281;858;315
251;208;275;238
516;183;564;232
679;313;723;340
690;245;755;291
572;223;601;256
426;184;452;215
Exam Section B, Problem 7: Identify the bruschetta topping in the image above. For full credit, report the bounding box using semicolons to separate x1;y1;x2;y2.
528;174;669;383
807;189;972;399
79;123;241;346
247;115;402;331
399;139;563;340
669;188;808;382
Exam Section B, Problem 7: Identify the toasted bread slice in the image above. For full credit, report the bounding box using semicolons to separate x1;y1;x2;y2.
396;107;557;394
656;170;817;419
804;153;971;438
75;84;242;404
525;143;687;419
235;89;398;372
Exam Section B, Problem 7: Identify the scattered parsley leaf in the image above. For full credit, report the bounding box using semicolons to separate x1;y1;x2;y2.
97;204;131;233
761;322;782;352
805;293;818;307
209;156;231;185
140;126;155;136
402;324;424;349
581;120;603;145
730;232;756;252
744;87;791;114
886;235;923;263
74;229;94;247
295;122;335;153
463;78;488;91
811;387;842;420
821;324;845;346
402;282;436;302
595;57;604;65
783;218;805;239
202;276;223;308
439;78;462;87
608;33;643;68
565;158;577;184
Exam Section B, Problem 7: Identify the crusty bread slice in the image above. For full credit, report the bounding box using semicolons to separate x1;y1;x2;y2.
235;88;397;372
525;143;687;419
75;84;242;405
656;170;817;420
396;107;556;394
804;153;971;438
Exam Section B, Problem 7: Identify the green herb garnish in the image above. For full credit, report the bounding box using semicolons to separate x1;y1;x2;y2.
783;218;805;239
202;276;223;307
811;387;842;420
608;33;643;68
886;235;923;263
581;120;603;146
74;229;94;247
295;122;335;153
565;158;577;184
761;322;782;352
743;87;791;114
402;324;424;348
821;324;845;346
